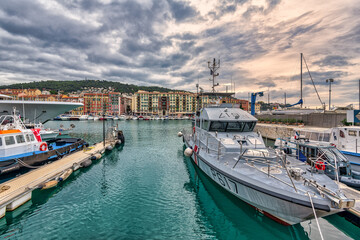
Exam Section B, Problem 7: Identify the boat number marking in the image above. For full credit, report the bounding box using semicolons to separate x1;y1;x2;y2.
219;113;240;119
210;167;238;194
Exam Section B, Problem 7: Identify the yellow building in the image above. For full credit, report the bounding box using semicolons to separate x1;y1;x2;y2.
249;103;261;113
132;90;210;116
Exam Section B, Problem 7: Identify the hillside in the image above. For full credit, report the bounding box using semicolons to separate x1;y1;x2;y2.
0;80;177;94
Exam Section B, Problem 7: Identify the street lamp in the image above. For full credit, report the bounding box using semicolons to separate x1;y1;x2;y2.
326;78;334;110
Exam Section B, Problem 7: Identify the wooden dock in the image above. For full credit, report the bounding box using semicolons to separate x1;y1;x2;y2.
0;140;115;219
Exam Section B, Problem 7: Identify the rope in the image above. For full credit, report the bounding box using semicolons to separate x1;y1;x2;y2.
302;55;324;107
307;192;324;240
15;158;40;169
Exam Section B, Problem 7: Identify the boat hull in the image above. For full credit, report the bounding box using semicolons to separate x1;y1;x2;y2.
0;138;86;175
184;140;337;225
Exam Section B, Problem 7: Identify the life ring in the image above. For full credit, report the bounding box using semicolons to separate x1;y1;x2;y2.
315;160;325;171
40;143;48;151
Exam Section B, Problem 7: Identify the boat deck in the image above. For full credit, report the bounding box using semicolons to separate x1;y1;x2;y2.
0;140;114;218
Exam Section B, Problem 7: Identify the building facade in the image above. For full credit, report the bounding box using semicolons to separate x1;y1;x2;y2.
83;93;110;115
132;91;212;116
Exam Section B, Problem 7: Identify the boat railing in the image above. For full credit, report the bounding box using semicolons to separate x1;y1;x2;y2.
0;114;27;130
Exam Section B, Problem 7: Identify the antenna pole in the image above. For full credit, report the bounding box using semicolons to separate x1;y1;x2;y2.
300;53;303;108
208;58;220;93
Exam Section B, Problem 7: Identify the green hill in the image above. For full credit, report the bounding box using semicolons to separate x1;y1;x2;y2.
0;80;178;94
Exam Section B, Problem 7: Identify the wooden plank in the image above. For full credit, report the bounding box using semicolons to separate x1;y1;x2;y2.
0;141;112;210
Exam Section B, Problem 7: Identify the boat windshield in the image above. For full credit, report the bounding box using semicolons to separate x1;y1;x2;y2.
209;121;256;132
319;147;348;163
0;116;14;125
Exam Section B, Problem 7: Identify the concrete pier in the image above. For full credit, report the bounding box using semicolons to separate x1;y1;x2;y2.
0;140;117;219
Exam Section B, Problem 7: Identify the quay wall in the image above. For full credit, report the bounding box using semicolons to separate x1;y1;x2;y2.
255;124;295;140
255;112;346;128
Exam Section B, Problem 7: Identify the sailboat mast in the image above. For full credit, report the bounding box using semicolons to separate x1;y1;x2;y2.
300;53;303;108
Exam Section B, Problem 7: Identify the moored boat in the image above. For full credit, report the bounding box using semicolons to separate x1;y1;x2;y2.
79;115;89;120
275;133;360;188
181;106;354;225
0;113;87;175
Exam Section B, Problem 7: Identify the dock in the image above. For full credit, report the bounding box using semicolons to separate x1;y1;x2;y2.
0;140;116;219
339;182;360;226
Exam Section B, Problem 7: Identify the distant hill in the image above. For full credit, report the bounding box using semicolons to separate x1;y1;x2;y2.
0;80;177;94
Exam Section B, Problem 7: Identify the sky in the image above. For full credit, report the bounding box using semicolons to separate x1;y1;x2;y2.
0;0;359;108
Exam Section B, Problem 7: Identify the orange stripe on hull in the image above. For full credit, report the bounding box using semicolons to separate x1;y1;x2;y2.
0;129;22;135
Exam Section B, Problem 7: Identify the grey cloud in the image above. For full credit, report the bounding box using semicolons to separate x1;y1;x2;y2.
167;0;199;22
314;55;353;67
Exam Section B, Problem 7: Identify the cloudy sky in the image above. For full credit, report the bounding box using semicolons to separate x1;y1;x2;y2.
0;0;359;107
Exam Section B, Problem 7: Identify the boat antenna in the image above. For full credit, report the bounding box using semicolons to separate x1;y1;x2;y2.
208;58;220;93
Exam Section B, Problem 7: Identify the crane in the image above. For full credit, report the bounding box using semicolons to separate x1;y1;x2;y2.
251;92;264;116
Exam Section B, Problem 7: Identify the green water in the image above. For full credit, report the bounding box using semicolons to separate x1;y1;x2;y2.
0;120;359;239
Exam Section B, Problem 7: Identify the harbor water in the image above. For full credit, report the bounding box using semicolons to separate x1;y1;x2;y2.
0;120;359;239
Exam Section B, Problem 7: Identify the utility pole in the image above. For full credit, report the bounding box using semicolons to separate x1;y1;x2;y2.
326;78;334;111
208;58;220;93
284;92;286;106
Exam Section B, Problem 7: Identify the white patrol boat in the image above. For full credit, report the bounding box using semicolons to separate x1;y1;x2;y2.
181;106;355;225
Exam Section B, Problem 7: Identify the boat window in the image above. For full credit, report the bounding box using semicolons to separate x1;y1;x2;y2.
340;130;345;138
202;120;209;130
305;131;311;139
310;132;319;141
348;130;357;137
227;122;244;132
323;133;330;142
209;121;227;132
25;134;31;142
4;136;15;145
243;122;255;132
16;135;26;144
0;137;2;146
29;134;36;142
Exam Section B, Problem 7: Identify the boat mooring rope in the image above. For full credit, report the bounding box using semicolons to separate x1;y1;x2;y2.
15;158;40;169
307;192;324;240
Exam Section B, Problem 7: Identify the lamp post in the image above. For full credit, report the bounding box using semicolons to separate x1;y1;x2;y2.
326;78;334;110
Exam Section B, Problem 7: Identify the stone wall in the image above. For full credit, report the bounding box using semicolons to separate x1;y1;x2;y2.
255;124;295;140
256;112;346;128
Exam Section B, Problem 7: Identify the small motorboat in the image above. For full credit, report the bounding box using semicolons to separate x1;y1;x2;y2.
0;113;87;175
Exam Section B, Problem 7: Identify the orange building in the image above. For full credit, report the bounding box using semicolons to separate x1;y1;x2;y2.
83;93;110;115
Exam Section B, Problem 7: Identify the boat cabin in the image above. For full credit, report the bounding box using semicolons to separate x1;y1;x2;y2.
0;115;42;159
194;106;265;152
195;107;257;133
